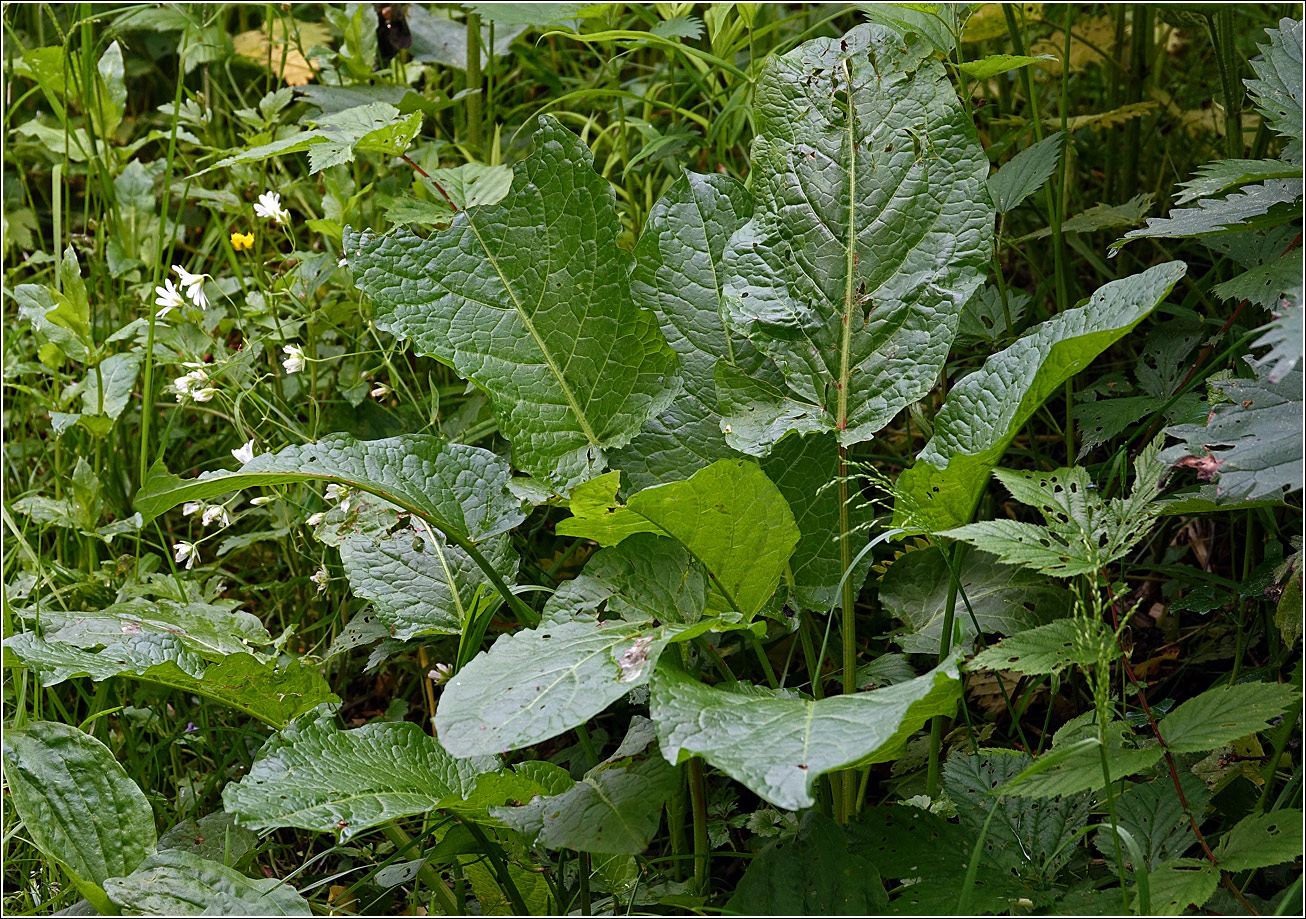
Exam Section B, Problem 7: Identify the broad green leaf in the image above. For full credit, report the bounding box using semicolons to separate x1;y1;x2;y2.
104;850;310;915
1215;254;1303;311
881;546;1069;654
316;497;519;640
1157;680;1300;753
222;710;497;841
542;533;709;626
157;812;258;867
1213;809;1304;871
1112;180;1301;251
943;749;1092;878
895;261;1185;533
136;433;525;545
1093;773;1210;870
844;805;1034;914
1245;18;1303;164
761;432;876;611
718;23;992;453
956;286;1030;345
1176;158;1303;204
436;618;673;757
556;459;799;617
1144;859;1219;915
852;3;962;55
1161;365;1304;501
608;172;756;490
968;617;1118;675
987;132;1064;213
2;721;156;904
80;352;141;429
348;117;679;487
651;653;962;811
491;717;679;854
726;811;888;915
958;53;1055;80
15;599;270;660
4;636;337;728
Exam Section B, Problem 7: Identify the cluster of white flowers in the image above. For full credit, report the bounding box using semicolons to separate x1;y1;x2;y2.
172;364;216;403
183;500;230;528
310;567;330;593
154;265;210;318
254;191;291;224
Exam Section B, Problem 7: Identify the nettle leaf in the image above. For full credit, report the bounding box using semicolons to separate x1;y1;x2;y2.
491;717;678;854
137;434;525;541
998;716;1164;799
608;172;757;490
1161;363;1304;502
2;721;156;909
348;117;679;487
1215;253;1303;311
1245;18;1303;164
1176;158;1302;204
944;438;1170;578
895;261;1185;534
1213;809;1304;871
968;617;1117;676
726;811;888;915
1144;859;1220;915
844;805;1033;914
1020;192;1154;241
222;710;498;842
943;749;1093;878
881;545;1070;655
436;619;674;757
718;23;992;453
1157;680;1300;753
761;432;876;611
1252;288;1303;382
987;132;1064;213
1094;772;1210;870
1112;179;1301;251
651;653;962;811
104;850;310;916
556;459;799;618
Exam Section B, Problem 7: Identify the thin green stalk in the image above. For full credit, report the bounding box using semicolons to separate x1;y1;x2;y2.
465;11;483;153
925;542;962;799
1211;9;1244;159
379;823;459;915
464;821;529;915
687;756;710;896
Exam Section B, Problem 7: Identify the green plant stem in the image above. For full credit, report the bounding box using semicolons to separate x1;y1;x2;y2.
836;445;857;823
465;11;483;154
380;823;458;915
464;821;529;915
1211;9;1244;159
687;756;710;896
1097;719;1132;913
925;541;962;799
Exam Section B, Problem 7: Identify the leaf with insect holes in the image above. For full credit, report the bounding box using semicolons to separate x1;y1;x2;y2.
651;652;962;811
1213;809;1304;871
491;717;679;854
718;23;992;454
1094;772;1211;870
896;262;1184;534
1155;680;1300;753
347;118;679;488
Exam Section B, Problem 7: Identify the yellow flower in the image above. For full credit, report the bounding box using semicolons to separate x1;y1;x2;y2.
230;231;254;251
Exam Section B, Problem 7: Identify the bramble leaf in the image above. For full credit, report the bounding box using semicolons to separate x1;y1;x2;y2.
1157;680;1300;753
1213;809;1304;871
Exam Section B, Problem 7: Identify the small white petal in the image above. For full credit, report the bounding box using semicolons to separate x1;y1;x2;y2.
191;387;217;403
306;512;325;526
250;495;275;507
182;501;203;516
232;439;256;464
201;505;229;527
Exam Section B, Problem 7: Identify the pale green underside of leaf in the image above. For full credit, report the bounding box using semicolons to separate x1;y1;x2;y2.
2;721;157;889
895;261;1185;533
1160;365;1304;501
222;711;499;842
1112;179;1302;251
1250;287;1303;380
491;717;679;854
556;459;799;618
719;23;993;452
881;546;1070;654
1245;18;1303;164
1175;158;1302;204
104;850;311;915
348;117;679;487
4;636;337;728
987;132;1063;213
651;653;962;811
608;172;757;491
